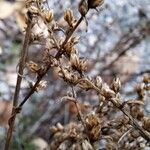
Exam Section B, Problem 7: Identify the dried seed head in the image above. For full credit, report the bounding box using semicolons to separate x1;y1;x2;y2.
143;117;150;132
70;53;80;66
143;74;150;84
70;54;87;72
64;36;79;56
78;78;93;90
64;43;76;56
88;0;104;9
26;61;41;73
95;76;103;89
82;140;93;149
56;123;64;131
45;9;54;23
58;67;79;84
36;80;47;91
28;5;39;15
135;83;145;99
111;77;121;93
101;83;116;98
50;126;58;133
78;0;88;16
64;9;75;27
85;113;101;140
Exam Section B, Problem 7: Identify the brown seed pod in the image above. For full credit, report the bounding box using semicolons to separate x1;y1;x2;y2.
78;0;88;16
95;76;103;89
64;9;75;27
45;9;54;23
111;77;121;93
88;0;104;9
143;74;150;84
143;117;150;132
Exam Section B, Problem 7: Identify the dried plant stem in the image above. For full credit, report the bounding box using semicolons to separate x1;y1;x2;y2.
19;67;50;108
4;19;32;150
109;98;150;142
55;16;84;58
18;15;85;109
71;87;85;126
4;14;84;150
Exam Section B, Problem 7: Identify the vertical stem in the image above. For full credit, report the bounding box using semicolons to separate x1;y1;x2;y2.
4;19;32;150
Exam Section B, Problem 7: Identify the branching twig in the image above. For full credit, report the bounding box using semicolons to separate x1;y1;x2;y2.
4;10;85;150
76;76;150;142
109;98;150;142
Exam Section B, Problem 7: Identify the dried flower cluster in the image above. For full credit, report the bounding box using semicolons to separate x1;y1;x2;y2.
5;0;150;150
50;75;150;149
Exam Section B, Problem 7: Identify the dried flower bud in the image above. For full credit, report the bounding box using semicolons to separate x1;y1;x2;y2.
111;77;121;93
143;74;150;84
78;78;93;90
64;9;75;27
50;126;58;133
56;123;64;131
95;76;103;89
78;0;88;16
88;0;104;9
36;80;47;91
58;67;78;84
135;83;145;98
63;36;79;56
85;113;101;140
82;140;93;149
70;54;87;72
45;9;54;23
70;54;80;67
143;117;150;132
64;43;76;56
28;6;39;15
26;61;41;73
101;83;116;98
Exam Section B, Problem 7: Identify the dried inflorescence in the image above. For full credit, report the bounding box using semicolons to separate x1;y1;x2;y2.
24;1;150;148
49;122;93;150
5;0;150;150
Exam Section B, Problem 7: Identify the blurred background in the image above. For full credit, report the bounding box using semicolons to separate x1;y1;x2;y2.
0;0;150;149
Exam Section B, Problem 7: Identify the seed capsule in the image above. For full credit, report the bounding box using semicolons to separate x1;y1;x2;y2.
78;0;88;16
88;0;104;9
45;9;54;23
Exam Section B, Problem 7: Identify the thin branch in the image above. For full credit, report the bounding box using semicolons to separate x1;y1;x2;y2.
118;128;133;144
76;77;150;142
4;17;32;150
4;12;85;150
71;87;85;125
109;98;150;142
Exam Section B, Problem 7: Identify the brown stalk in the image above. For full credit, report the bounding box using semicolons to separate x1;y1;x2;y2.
4;18;32;150
4;13;85;150
109;98;150;142
71;87;85;127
